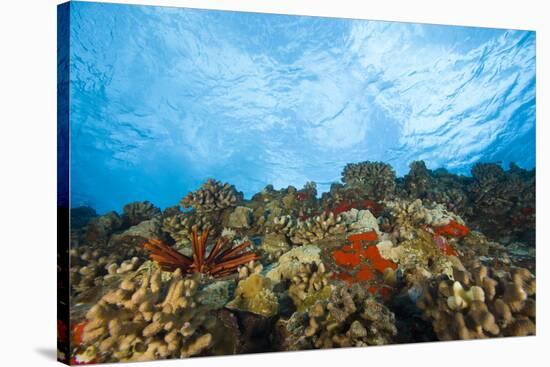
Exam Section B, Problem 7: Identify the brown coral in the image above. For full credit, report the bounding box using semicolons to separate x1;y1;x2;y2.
341;161;396;201
180;179;243;212
284;283;397;350
416;265;536;340
123;201;161;226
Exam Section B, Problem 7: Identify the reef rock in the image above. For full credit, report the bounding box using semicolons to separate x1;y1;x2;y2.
198;280;235;309
82;211;124;244
110;217;162;247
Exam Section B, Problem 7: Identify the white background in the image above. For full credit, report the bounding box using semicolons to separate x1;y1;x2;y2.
0;0;547;366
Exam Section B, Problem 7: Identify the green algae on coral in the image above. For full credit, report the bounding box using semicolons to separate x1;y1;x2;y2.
226;274;279;317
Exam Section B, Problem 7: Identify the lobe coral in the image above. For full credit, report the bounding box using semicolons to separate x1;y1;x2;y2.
144;225;259;277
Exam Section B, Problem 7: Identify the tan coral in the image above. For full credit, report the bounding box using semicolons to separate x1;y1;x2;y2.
290;211;346;245
284;283;396;350
80;267;215;362
417;265;536;340
287;262;333;312
225;274;278;317
386;199;464;238
180;179;243;212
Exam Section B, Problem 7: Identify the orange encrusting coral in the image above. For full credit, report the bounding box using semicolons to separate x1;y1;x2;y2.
331;231;397;289
433;234;458;256
144;225;259;277
348;231;378;244
434;220;470;237
71;321;88;346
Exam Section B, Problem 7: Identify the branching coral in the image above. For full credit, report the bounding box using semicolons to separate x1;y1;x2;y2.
79;268;218;362
341;161;396;201
287;262;333;312
180;179;243;212
144;225;259;278
468;162;535;241
416;265;536;340
123;201;161;226
284;283;397;350
161;212;212;248
267;215;297;235
289;212;346;245
386;199;465;240
70;241;146;299
402;160;435;199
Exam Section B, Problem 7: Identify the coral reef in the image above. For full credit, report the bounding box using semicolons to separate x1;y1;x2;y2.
123;201;161;226
227;206;254;229
287;262;333;312
71;206;98;230
468;163;535;242
417;265;536;340
161;212;212;249
81;211;124;245
290;212;346;245
78;267;223;362
341;161;396;201
68;158;536;362
330;231;397;295
110;218;162;248
283;283;397;350
180;179;243;212
226;274;279;317
266;245;323;283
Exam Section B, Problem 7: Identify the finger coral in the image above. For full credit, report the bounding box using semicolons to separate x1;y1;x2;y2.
416;265;536;340
287;262;333;312
78;268;220;362
284;283;397;350
290;211;346;245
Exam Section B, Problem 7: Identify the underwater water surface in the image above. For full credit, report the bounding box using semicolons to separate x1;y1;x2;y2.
67;2;536;213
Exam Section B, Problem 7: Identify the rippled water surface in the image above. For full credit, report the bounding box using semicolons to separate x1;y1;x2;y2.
67;2;536;213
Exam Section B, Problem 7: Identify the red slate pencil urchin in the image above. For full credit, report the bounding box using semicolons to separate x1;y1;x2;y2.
144;225;259;277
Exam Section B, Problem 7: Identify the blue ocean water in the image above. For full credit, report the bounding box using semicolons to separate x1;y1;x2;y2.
67;2;536;214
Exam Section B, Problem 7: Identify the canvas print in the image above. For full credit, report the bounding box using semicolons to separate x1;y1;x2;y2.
57;1;536;365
